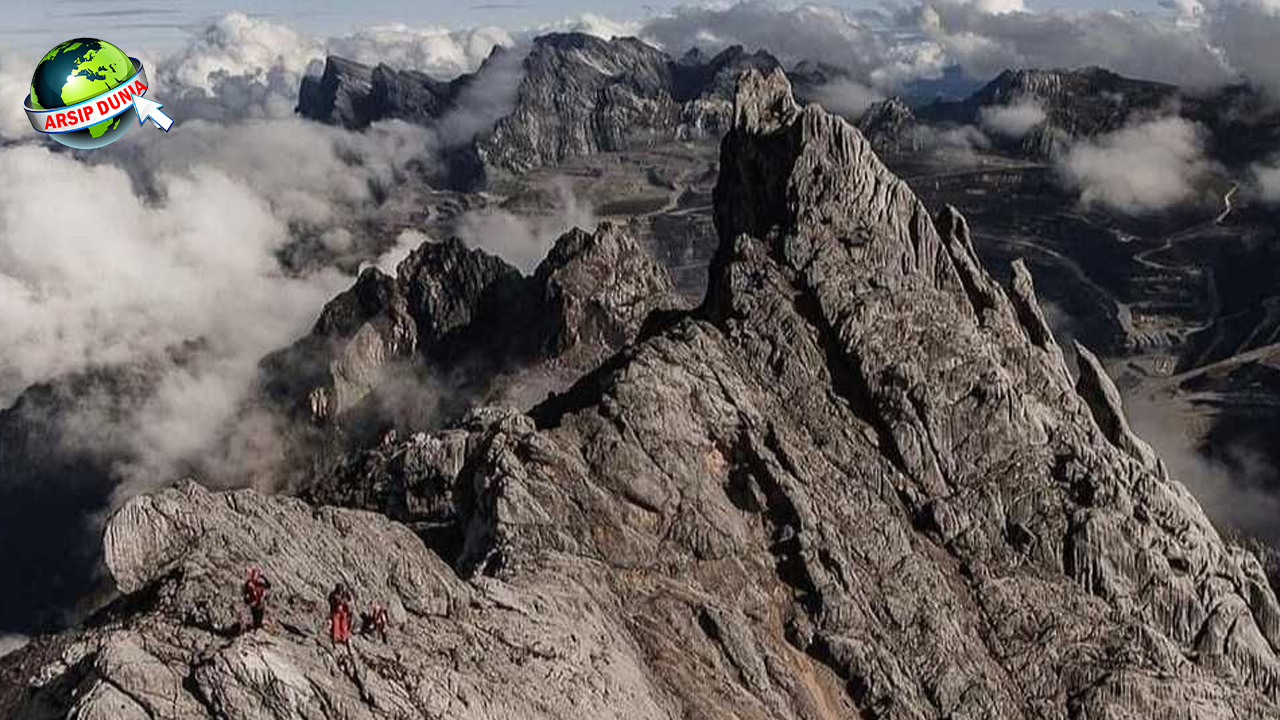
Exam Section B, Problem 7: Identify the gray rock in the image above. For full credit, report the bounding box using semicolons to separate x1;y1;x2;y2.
857;97;920;155
297;56;460;130
297;57;377;129
477;33;699;172
10;67;1280;720
1072;341;1164;474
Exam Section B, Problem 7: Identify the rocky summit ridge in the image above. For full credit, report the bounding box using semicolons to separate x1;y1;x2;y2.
6;68;1280;720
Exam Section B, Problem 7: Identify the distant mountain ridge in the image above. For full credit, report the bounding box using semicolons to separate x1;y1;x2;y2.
916;66;1176;157
298;33;780;180
300;43;1280;172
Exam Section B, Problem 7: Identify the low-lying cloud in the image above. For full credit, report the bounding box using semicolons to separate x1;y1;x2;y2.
1127;392;1280;546
1059;117;1213;214
454;181;597;273
0;142;347;439
1248;156;1280;204
979;99;1046;138
0;633;27;659
807;78;885;119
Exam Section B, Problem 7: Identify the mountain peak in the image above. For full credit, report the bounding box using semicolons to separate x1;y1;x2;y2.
711;68;937;314
729;67;799;135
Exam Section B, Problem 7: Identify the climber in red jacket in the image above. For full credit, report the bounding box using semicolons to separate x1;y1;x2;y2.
242;567;271;631
328;583;352;644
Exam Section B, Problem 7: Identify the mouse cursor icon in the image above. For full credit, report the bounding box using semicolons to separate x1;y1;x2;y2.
133;95;173;132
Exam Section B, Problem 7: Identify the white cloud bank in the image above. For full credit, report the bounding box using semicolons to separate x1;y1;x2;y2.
979;99;1047;138
1059;117;1214;214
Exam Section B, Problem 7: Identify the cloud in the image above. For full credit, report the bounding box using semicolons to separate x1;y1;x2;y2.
6;112;437;468
908;1;1233;90
979;99;1046;138
1203;0;1280;99
0;51;38;141
0;633;27;658
0;142;347;410
1126;392;1280;545
327;24;514;79
149;13;513;123
805;77;885;119
1249;156;1280;203
640;2;898;82
159;12;321;95
0;119;440;495
454;181;597;273
1058;117;1214;214
94;117;434;233
534;13;643;40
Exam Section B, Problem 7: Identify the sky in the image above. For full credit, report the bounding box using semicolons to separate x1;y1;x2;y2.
5;0;1156;55
4;0;659;54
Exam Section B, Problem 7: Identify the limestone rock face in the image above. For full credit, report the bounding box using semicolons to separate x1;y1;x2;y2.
10;68;1280;720
478;35;779;172
533;223;676;358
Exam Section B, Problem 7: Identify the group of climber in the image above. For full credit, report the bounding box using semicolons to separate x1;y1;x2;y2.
241;567;390;645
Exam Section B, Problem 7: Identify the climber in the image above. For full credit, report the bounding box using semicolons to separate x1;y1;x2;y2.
242;567;271;631
360;604;390;643
328;583;352;644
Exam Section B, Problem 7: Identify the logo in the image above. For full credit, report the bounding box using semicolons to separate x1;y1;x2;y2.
24;38;173;150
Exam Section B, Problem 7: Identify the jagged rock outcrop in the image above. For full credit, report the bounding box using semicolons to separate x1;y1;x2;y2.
260;221;675;430
297;57;377;128
298;56;464;129
856;97;920;155
1072;342;1165;474
9;68;1280;720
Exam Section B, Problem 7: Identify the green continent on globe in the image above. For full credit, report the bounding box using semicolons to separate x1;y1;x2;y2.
88;116;121;139
28;38;135;148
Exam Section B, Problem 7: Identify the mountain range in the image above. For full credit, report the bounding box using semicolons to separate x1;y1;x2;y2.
5;26;1280;720
5;65;1280;720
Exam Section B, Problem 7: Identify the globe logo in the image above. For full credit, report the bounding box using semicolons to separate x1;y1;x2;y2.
24;38;173;149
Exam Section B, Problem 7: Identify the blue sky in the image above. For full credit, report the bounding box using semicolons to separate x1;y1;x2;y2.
4;0;1157;54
